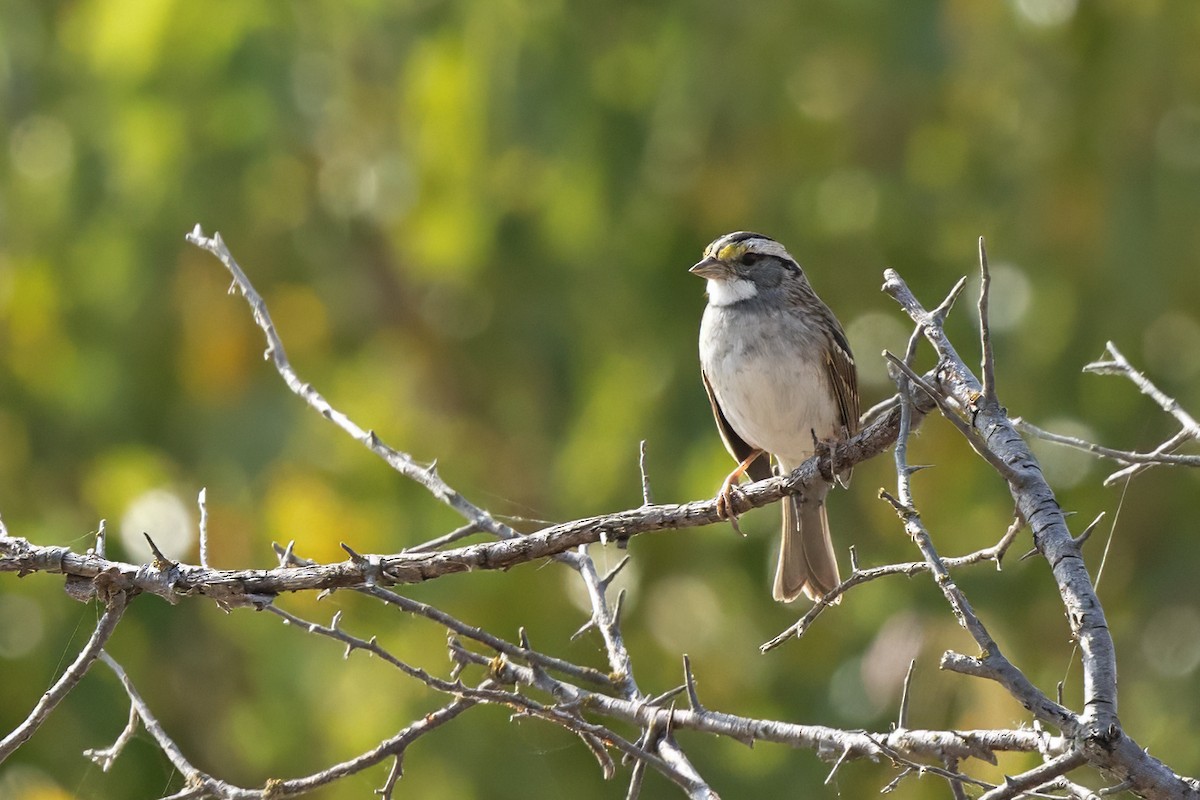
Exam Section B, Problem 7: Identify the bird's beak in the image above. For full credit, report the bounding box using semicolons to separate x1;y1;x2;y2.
689;257;728;280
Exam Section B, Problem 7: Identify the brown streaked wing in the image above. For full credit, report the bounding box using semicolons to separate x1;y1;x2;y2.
825;321;860;436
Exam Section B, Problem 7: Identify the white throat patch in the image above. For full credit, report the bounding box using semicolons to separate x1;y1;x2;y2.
706;278;758;306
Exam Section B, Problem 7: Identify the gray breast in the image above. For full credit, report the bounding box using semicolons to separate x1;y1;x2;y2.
699;302;838;464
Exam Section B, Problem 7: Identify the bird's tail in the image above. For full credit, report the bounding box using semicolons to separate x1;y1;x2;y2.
773;482;840;603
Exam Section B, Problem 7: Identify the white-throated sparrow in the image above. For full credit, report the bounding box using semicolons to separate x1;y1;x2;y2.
692;232;859;603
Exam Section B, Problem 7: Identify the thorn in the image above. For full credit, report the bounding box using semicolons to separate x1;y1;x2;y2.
663;700;678;740
142;532;174;570
638;439;654;507
625;761;646;799
682;654;703;712
276;539;297;566
611;588;627;627
600;555;631;590
197;486;210;570
824;744;853;786
570;617;597;642
897;658;917;730
645;685;687;706
1074;512;1106;548
933;275;968;323
94;519;107;559
341;542;365;562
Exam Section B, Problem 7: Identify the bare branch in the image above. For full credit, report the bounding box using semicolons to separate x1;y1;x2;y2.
403;521;482;553
8;234;1200;798
0;389;911;607
97;651;209;788
1103;428;1195;485
639;440;654;506
1086;341;1200;436
100;647;478;799
272;585;1066;788
83;701;139;771
977;236;998;411
884;269;1200;797
1016;418;1200;470
976;749;1089;800
885;351;1021;482
0;591;130;762
184;226;523;550
197;487;211;569
360;584;614;688
882;334;1076;734
1018;342;1200;488
762;524;1026;651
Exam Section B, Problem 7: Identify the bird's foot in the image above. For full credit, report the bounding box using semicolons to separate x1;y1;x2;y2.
713;449;763;536
811;434;849;485
716;475;747;536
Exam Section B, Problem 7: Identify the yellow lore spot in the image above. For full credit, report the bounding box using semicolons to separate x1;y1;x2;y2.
715;242;746;262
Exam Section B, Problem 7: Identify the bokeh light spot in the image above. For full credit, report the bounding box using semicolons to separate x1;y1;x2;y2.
830;656;882;722
120;489;195;561
645;575;722;653
1142;605;1200;678
845;311;911;390
1027;416;1096;490
1013;0;1078;27
861;611;925;710
983;262;1032;332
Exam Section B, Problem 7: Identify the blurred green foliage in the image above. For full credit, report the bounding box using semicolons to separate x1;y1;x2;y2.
3;0;1200;797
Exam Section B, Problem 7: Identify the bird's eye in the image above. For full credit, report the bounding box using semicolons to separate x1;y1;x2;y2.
739;252;760;266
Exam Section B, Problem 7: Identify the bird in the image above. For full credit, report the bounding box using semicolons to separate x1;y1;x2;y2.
691;231;859;603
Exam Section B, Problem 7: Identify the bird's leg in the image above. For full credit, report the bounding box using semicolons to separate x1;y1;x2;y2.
716;449;764;536
832;424;853;487
811;428;850;487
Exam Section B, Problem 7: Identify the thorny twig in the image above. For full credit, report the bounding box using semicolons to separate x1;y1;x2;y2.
1019;341;1200;486
0;590;130;763
883;266;1200;796
5;233;1200;797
